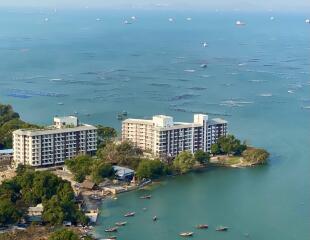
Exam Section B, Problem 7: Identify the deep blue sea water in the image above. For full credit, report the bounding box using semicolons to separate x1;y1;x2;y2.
0;8;309;240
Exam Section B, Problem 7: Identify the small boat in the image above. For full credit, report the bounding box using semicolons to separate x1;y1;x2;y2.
90;194;102;200
179;232;194;237
122;111;128;116
115;221;127;226
153;216;157;221
216;226;228;231
140;195;152;199
196;224;208;229
168;18;174;22
236;20;246;26
142;207;147;211
124;212;135;217
101;237;117;240
305;19;310;24
124;20;132;24
203;42;208;47
186;17;192;21
270;16;275;21
105;227;118;232
200;64;207;68
57;102;64;105
131;16;136;20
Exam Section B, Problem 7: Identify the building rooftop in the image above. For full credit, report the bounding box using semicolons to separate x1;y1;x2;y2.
13;124;97;136
0;149;13;154
210;118;228;125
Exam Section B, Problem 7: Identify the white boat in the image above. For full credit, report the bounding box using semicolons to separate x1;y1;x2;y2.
235;20;246;26
168;18;174;22
131;16;136;20
44;18;49;22
305;19;310;24
270;16;275;21
287;90;294;94
203;42;208;47
96;18;102;21
186;17;192;21
179;232;194;237
124;20;132;24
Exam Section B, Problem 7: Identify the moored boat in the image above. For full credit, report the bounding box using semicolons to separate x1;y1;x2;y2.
216;226;229;231
124;212;135;217
196;224;208;229
153;216;157;221
115;221;127;226
179;232;194;237
140;195;152;199
105;227;118;232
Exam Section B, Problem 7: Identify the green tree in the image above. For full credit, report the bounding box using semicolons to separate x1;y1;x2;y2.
96;125;117;148
173;151;196;174
211;143;221;155
42;196;65;225
194;150;210;165
136;159;167;180
48;229;79;240
0;199;21;225
242;148;269;164
65;155;95;183
91;162;114;184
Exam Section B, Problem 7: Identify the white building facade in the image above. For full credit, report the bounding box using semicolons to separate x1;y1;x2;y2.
122;114;227;158
13;116;97;167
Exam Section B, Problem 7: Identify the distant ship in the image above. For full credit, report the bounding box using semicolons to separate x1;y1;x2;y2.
235;20;246;26
186;17;192;21
168;18;174;22
203;42;208;48
270;16;275;21
124;20;132;24
131;16;136;20
306;19;310;24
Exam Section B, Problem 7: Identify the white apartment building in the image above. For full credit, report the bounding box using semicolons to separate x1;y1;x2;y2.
13;116;97;167
122;114;227;158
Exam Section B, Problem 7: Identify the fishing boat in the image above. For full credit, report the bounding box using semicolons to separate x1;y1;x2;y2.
196;224;209;229
105;227;118;233
235;20;246;26
216;226;229;231
179;232;194;237
101;237;117;240
153;216;157;221
140;195;152;199
200;64;207;68
115;221;127;226
124;212;135;217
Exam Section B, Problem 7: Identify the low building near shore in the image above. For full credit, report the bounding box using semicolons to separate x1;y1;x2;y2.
113;166;135;181
27;203;43;222
0;149;13;170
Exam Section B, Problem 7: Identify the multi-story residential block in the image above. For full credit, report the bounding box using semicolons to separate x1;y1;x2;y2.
122;114;227;158
13;116;97;167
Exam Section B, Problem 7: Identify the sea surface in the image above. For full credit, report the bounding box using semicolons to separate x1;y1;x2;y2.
0;8;309;240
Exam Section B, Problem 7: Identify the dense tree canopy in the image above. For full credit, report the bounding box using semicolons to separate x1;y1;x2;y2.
96;125;117;148
48;229;79;240
96;141;143;169
194;150;210;165
65;155;95;182
173;151;196;174
211;135;247;156
91;161;114;184
0;103;40;149
242;148;269;164
136;159;170;180
0;167;86;226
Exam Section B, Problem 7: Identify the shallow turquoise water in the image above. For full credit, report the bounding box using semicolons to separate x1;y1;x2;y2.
0;9;309;239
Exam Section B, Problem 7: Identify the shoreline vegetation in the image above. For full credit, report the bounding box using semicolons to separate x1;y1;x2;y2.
0;102;270;239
